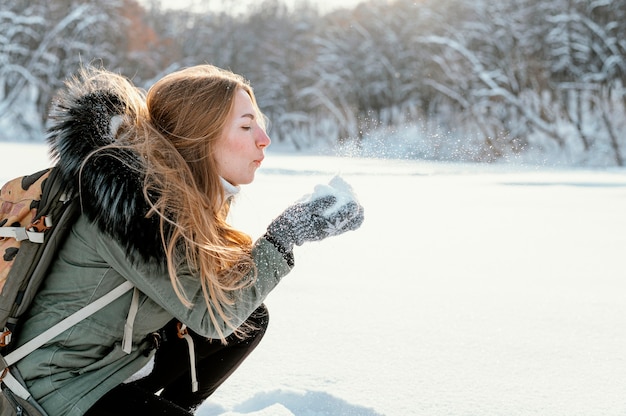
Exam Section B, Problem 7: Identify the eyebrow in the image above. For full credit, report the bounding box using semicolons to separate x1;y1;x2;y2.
241;113;255;120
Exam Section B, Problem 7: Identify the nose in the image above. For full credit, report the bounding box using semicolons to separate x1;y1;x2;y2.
256;127;271;149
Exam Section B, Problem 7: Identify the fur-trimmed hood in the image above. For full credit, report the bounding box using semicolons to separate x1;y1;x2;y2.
46;85;165;263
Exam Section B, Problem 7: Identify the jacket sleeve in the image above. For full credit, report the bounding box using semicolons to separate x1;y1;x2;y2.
94;227;293;339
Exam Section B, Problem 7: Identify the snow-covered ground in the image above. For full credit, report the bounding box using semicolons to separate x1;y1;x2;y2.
2;143;626;416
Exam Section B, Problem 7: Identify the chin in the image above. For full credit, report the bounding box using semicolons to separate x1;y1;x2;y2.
235;174;255;185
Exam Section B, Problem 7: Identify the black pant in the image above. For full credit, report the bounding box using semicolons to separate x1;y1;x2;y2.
85;304;269;416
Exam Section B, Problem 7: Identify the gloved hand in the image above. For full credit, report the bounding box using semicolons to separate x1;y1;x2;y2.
265;178;365;253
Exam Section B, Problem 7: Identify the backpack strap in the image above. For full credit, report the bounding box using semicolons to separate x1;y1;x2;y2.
1;281;135;402
1;366;31;402
0;217;52;243
4;281;134;367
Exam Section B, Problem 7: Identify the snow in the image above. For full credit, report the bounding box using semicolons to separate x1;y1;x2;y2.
297;175;360;217
2;143;626;416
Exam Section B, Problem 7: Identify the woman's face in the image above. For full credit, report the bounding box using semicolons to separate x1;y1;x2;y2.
215;88;271;186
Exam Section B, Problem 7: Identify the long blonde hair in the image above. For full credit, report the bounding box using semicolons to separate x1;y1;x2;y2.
79;65;260;340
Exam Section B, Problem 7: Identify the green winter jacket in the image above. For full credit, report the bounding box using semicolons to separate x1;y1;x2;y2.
15;215;291;416
12;80;294;416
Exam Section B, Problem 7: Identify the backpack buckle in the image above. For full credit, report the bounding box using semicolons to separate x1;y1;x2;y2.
176;322;189;339
0;330;12;348
29;216;52;233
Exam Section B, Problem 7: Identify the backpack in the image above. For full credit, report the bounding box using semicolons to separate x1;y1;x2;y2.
0;168;135;416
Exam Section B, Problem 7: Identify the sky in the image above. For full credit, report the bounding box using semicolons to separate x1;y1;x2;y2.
2;142;626;415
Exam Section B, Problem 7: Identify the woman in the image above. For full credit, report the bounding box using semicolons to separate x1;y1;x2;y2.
13;65;364;416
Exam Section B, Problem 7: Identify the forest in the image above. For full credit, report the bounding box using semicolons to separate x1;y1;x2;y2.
1;0;625;166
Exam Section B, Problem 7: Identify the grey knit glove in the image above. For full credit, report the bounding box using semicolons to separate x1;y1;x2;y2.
265;177;365;254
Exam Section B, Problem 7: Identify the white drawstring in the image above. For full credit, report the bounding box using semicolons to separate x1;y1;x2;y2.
177;323;198;393
122;287;140;354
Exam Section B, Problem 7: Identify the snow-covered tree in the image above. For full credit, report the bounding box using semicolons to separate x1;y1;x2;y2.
415;0;626;164
0;0;126;139
2;0;624;165
545;0;626;164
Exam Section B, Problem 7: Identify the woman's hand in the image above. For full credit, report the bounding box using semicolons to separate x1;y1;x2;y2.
265;192;364;253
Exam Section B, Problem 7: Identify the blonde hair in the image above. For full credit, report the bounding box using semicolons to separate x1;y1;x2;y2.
77;65;261;340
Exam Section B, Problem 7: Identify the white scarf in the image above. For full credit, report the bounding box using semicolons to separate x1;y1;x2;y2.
220;177;240;199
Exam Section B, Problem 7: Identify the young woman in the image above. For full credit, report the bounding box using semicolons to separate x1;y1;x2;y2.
12;65;364;416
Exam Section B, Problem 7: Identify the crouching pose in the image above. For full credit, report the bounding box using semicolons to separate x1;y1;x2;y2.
13;65;364;416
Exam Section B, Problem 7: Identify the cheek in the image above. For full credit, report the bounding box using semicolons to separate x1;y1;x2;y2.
215;136;246;173
228;137;250;159
213;139;233;175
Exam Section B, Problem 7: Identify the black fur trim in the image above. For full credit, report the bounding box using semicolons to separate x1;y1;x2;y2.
46;88;165;264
